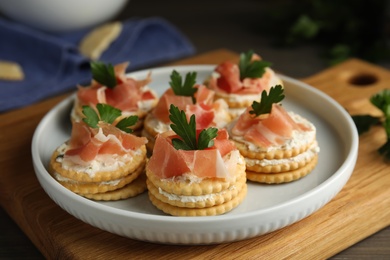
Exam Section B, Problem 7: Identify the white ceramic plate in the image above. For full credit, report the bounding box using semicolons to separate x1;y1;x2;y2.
32;65;358;244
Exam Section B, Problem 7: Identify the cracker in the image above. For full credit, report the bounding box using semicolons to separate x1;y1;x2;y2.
50;145;147;182
79;22;122;60
245;149;317;173
0;60;24;81
52;160;145;194
148;184;247;216
145;158;246;196
141;114;161;152
144;113;171;136
146;174;246;208
232;139;315;160
246;154;318;184
83;172;147;201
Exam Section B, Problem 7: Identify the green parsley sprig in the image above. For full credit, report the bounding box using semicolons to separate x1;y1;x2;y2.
82;103;138;133
169;104;218;150
169;70;198;103
90;61;117;88
249;85;285;117
239;50;272;81
352;89;390;160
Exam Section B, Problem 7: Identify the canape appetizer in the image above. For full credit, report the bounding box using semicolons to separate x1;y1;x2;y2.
206;50;283;118
50;103;148;200
146;105;247;216
72;61;159;134
142;70;231;152
227;85;319;183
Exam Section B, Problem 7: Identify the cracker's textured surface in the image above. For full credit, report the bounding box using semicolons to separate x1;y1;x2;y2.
246;155;318;184
83;173;147;201
148;184;247;216
146;174;246;208
232;139;315;160
145;160;246;196
245;152;316;173
50;145;147;182
0;60;24;80
79;22;122;60
143;114;162;138
52;161;145;194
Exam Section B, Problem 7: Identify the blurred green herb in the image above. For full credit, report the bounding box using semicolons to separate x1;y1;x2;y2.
169;70;198;103
90;61;117;88
260;0;390;65
239;50;271;80
352;89;390;160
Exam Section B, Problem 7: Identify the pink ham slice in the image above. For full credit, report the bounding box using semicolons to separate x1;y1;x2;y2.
76;63;155;111
232;104;309;148
147;129;236;179
64;122;147;162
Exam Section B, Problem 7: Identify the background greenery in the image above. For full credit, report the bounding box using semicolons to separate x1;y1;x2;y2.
259;0;390;65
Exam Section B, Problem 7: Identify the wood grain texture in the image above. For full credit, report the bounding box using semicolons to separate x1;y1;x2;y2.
0;50;389;259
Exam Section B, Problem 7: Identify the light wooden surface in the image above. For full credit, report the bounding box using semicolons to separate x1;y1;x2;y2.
0;49;389;259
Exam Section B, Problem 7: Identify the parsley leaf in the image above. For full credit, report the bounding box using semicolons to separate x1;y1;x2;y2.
90;61;117;89
169;104;197;150
115;116;138;133
198;127;218;150
169;104;218;150
82;103;137;133
96;103;121;124
239;50;272;80
82;106;100;128
249;85;285;117
351;115;380;135
169;70;198;103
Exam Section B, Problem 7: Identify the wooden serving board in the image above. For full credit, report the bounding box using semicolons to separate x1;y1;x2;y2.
0;49;389;259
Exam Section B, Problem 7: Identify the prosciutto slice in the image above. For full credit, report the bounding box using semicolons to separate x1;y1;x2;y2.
147;129;237;179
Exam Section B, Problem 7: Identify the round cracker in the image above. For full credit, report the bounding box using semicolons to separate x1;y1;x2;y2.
246;154;318;184
245;147;317;173
83;173;147;201
50;145;147;182
145;158;246;196
148;184;247;216
146;174;246;208
51;160;145;195
232;139;315;160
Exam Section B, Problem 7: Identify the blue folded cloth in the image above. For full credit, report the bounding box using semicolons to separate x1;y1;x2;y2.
0;17;195;112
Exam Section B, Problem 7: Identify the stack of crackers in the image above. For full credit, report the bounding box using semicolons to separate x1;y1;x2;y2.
237;140;319;184
49;145;148;201
145;160;247;217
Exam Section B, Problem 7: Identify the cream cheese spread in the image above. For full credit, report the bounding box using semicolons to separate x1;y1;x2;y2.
158;185;236;203
245;141;320;167
55;142;142;177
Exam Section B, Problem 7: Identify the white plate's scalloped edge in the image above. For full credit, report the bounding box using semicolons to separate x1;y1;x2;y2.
32;65;358;245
